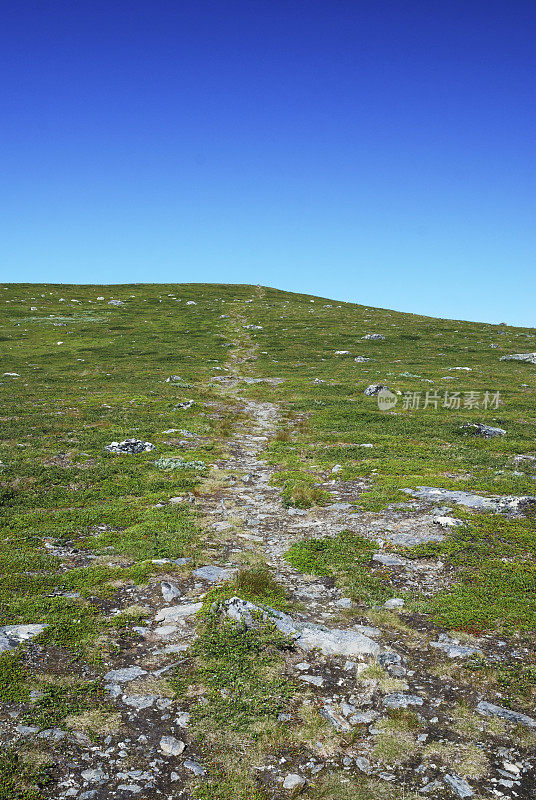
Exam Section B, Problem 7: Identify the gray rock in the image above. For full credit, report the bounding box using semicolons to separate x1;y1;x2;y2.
193;565;236;583
184;760;206;776
364;383;391;396
362;333;385;340
222;597;380;657
161;581;181;602
404;486;536;515
159;735;185;756
430;635;480;659
122;695;158;710
282;773;306;790
476;701;536;728
384;598;405;609
433;515;464;528
319;704;353;732
500;352;536;364
105;439;155;455
0;623;47;653
460;422;505;438
155;602;202;623
355;756;372;773
354;356;373;363
81;769;109;783
373;553;408;567
383;693;423;709
104;666;147;682
443;774;474;797
299;674;324;687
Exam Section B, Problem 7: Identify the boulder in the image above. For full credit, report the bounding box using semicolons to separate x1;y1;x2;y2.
460;423;505;438
105;439;155;454
500;353;536;364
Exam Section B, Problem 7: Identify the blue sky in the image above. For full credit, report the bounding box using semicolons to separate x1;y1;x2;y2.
1;0;534;325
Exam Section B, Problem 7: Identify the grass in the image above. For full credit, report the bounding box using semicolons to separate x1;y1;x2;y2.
285;531;395;605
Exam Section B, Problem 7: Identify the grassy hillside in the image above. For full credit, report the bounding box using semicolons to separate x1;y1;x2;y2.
1;283;535;799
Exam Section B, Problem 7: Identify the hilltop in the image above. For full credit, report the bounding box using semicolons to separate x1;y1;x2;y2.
0;283;535;800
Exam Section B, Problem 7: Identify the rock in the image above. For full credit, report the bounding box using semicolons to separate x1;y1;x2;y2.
430;634;480;659
81;769;109;783
159;735;185;756
373;553;408;567
336;597;352;608
176;711;191;727
354;356;372;362
0;623;47;653
222;597;380;657
331;464;342;473
104;666;147;682
500;352;536;364
364;384;391;396
320;703;352;732
334;350;351;355
165;375;185;383
108;299;124;306
184;760;205;776
155;603;202;623
175;400;194;410
122;695;158;710
432;515;464;528
2;372;20;377
193;565;236;583
299;675;324;687
282;773;306;790
155;457;205;470
476;701;536;728
460;422;505;438
404;486;536;515
443;774;474;797
383;693;423;709
355;756;372;773
362;333;385;340
384;598;405;609
161;581;181;602
105;439;155;455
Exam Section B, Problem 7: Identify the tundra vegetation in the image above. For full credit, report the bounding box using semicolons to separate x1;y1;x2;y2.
0;283;534;799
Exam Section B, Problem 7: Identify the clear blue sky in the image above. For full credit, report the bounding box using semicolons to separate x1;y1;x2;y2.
1;1;534;325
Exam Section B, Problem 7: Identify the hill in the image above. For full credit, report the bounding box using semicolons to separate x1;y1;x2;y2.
0;283;535;799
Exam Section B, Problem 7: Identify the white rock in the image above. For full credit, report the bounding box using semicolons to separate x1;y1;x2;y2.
282;773;306;790
159;735;185;756
161;581;181;603
155;603;202;623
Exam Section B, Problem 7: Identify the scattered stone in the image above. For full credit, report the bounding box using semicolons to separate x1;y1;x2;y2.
430;634;480;659
2;372;20;377
165;375;185;383
432;515;464;528
282;773;306;790
364;384;391;396
404;486;536;514
384;598;405;609
460;422;505;438
299;674;324;687
105;439;155;454
476;701;536;728
174;400;194;410
81;769;109;783
383;693;423;709
500;352;536;364
161;581;181;602
0;624;47;653
193;565;236;583
104;666;147;682
154;457;205;470
443;773;474;797
159;736;185;756
222;597;380;657
122;695;158;710
362;333;385;340
184;759;205;776
373;553;408;567
108;299;124;306
354;356;372;362
155;603;202;623
334;350;351;355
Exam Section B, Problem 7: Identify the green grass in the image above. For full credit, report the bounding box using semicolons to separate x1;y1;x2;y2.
285;531;395;605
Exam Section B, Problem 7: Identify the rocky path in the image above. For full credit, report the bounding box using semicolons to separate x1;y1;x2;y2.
8;309;536;800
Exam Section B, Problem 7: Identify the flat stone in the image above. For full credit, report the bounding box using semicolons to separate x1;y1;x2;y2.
404;486;536;515
159;735;185;756
460;422;505;438
81;769;109;783
384;598;405;609
476;701;536;728
320;704;352;732
443;774;474;797
299;675;324;687
500;352;536;364
0;623;47;653
193;565;236;583
222;597;380;657
104;439;155;454
373;553;409;567
283;774;306;790
104;666;147;682
184;760;205;776
383;693;423;709
122;695;158;710
155;603;202;623
430;635;480;659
